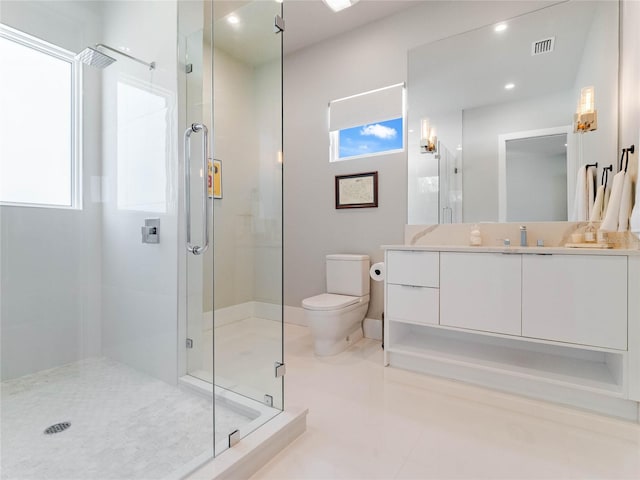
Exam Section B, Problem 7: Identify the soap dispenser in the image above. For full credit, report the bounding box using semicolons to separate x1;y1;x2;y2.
470;224;482;246
584;223;596;243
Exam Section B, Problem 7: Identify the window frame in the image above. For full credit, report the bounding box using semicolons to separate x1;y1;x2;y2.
0;24;82;210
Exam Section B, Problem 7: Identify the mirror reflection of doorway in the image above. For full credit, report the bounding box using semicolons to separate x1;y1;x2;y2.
498;125;574;222
506;134;568;221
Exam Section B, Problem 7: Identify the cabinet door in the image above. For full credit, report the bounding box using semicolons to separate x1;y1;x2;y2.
440;252;521;335
522;255;627;350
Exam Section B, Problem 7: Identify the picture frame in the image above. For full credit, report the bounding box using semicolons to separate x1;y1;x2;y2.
335;171;378;209
208;158;222;199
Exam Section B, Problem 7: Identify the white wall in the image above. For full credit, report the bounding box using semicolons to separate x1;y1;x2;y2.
620;0;640;184
201;39;282;312
205;47;259;312
283;1;566;319
0;1;103;380
100;1;179;384
621;0;640;233
572;1;619;190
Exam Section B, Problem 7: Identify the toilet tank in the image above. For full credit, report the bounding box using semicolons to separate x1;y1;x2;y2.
326;254;370;296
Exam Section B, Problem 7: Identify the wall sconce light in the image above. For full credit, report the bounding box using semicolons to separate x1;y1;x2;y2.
574;86;597;133
420;118;437;153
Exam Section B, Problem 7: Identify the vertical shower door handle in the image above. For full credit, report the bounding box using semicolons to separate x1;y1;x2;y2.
184;123;210;255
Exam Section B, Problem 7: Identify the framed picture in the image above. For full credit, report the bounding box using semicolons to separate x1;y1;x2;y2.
208;158;222;199
335;171;378;209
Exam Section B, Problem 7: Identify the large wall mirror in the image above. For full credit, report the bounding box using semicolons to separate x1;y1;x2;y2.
407;0;619;224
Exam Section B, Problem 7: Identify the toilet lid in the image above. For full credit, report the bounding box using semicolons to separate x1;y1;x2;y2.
302;293;360;311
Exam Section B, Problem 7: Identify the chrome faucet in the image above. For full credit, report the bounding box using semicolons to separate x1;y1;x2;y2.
520;225;527;247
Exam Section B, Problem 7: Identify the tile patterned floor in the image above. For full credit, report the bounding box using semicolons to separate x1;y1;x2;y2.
1;358;234;480
251;324;640;479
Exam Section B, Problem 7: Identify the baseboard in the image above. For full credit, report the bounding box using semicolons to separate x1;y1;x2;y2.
252;301;281;322
284;305;307;326
203;302;279;330
282;305;382;341
202;303;253;330
363;318;382;340
203;303;381;340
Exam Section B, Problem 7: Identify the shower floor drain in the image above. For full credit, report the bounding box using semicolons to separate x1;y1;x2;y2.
44;422;71;435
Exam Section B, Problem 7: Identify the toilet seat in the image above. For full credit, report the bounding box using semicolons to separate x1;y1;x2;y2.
302;293;365;311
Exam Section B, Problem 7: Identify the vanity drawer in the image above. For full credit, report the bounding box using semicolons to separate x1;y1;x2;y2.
387;284;439;325
387;250;439;287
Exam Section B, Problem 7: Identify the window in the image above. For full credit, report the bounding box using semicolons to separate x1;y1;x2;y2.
0;24;81;208
329;83;405;162
116;80;169;213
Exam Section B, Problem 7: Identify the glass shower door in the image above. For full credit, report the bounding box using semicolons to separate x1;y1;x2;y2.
180;0;284;457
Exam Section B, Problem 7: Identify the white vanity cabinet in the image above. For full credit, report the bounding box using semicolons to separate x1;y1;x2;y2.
522;254;627;350
386;251;439;325
383;245;640;421
440;252;521;335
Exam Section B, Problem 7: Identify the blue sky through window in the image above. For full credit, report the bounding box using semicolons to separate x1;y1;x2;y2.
338;117;403;159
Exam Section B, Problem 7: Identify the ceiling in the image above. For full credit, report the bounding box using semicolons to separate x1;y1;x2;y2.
212;0;420;65
282;0;420;56
408;1;599;116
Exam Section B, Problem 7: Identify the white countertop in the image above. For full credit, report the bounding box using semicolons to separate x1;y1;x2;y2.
382;244;640;256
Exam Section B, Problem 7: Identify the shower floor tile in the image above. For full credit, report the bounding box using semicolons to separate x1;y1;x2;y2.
1;358;229;480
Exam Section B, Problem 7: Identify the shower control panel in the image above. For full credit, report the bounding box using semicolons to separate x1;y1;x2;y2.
141;218;160;244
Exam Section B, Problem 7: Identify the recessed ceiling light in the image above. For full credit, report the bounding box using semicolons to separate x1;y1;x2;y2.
494;23;507;33
227;14;239;25
504;83;515;90
322;0;360;13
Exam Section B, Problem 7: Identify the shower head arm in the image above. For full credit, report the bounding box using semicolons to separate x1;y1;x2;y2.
95;44;156;70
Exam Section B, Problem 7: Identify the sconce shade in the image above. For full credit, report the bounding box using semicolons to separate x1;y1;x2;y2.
575;86;597;133
420;118;437;153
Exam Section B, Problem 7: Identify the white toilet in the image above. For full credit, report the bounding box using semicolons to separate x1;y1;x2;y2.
302;254;370;356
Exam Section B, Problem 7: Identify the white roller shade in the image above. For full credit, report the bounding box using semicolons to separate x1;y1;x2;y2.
329;83;404;132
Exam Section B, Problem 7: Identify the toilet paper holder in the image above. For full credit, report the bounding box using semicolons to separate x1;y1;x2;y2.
370;262;385;282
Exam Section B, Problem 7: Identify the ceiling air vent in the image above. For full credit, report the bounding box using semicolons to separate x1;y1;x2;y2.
531;37;555;56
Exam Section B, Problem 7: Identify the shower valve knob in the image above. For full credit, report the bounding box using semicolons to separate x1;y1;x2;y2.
141;218;160;244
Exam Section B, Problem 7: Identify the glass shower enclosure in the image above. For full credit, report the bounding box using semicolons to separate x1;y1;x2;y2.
178;0;284;456
0;0;283;477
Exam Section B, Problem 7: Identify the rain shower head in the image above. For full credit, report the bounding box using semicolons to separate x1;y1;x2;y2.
75;44;155;70
75;47;116;69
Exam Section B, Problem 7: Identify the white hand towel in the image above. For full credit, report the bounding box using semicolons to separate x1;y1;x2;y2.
603;183;611;214
600;170;625;232
571;166;587;221
587;167;596;219
618;172;633;232
589;185;605;223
